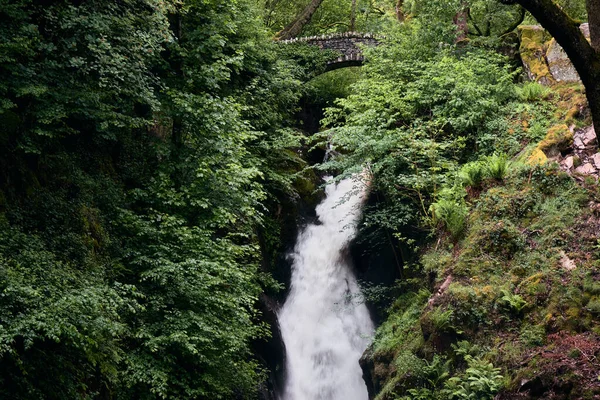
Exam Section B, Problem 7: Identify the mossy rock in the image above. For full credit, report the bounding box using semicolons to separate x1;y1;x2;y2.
518;26;554;85
527;148;548;165
537;124;573;157
553;83;591;126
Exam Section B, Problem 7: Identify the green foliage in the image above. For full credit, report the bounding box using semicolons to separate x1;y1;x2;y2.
483;154;510;180
443;355;503;400
0;0;323;397
427;307;461;334
460;162;487;188
517;82;553;102
318;21;518;254
262;0;393;36
520;324;546;347
499;289;528;315
431;199;469;239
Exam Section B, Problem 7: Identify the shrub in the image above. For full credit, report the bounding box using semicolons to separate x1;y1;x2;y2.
520;324;546;347
428;307;461;334
431;199;469;239
442;355;503;400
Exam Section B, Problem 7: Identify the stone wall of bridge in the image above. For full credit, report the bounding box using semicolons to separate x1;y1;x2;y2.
279;32;380;71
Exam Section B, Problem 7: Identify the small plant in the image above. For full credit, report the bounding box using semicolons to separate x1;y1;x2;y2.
499;289;528;315
423;355;452;387
586;297;600;315
428;307;462;334
517;82;552;101
442;355;503;400
520;323;546;347
482;153;510;180
459;162;486;188
430;199;469;240
452;340;484;360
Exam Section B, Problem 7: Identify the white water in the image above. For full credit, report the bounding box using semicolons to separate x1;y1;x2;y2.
278;177;374;400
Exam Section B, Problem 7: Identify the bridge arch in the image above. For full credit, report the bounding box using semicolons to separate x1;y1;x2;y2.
279;32;380;73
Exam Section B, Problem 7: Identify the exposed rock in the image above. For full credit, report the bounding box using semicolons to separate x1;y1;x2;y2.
562;155;574;170
575;163;596;175
579;126;598;147
538;124;573;157
547;39;581;82
559;251;576;271
591;153;600;169
572;126;597;166
518;24;590;84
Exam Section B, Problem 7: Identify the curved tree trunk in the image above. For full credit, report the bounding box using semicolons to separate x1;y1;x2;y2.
276;0;324;40
503;0;600;135
588;0;600;51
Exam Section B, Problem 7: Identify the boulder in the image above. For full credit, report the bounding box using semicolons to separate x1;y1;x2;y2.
546;40;581;82
546;23;590;83
518;24;590;84
575;163;596;175
573;126;597;150
562;155;574;170
518;26;554;85
591;153;600;169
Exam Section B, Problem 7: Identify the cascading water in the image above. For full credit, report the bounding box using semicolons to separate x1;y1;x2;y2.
278;177;374;400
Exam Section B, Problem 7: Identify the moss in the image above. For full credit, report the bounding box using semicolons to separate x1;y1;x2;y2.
527;148;548;165
538;124;573;156
586;297;600;315
366;162;597;398
553;83;590;126
518;26;554;84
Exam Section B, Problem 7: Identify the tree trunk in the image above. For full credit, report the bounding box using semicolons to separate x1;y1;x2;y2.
587;0;600;51
396;0;405;22
504;0;600;135
276;0;324;40
350;0;357;31
453;3;469;41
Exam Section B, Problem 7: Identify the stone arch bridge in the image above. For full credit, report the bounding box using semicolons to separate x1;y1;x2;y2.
279;32;380;73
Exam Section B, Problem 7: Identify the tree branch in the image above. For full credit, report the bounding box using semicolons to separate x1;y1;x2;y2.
500;5;526;36
467;8;483;36
276;0;325;40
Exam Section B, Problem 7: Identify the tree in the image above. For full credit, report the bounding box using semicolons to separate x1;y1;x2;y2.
500;0;600;135
588;0;600;50
276;0;325;39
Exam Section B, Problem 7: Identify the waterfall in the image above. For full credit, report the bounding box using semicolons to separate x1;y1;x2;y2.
278;176;374;400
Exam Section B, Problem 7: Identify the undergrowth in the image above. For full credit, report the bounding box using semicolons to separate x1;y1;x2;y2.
369;161;600;399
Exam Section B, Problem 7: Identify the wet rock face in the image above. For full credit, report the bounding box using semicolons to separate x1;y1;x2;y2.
254;294;286;400
519;23;590;84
